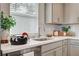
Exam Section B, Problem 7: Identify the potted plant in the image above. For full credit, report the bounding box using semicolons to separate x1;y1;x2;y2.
0;11;16;44
62;26;71;36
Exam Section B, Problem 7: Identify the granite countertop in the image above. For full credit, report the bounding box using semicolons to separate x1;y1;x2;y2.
1;36;79;54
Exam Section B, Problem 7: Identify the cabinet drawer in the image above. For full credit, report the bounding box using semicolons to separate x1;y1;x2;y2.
23;51;34;56
41;41;62;53
68;39;79;45
6;51;21;56
20;48;32;54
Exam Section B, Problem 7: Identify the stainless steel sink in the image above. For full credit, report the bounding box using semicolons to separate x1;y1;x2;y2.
33;37;51;41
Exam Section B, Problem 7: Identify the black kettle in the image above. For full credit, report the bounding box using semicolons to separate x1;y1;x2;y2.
10;35;28;45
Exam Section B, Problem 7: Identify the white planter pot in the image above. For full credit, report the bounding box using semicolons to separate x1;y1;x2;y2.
1;30;10;44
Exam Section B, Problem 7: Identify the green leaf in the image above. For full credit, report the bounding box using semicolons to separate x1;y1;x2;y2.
0;11;16;30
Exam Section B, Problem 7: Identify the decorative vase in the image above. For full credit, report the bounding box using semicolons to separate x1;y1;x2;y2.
1;30;10;44
63;32;67;36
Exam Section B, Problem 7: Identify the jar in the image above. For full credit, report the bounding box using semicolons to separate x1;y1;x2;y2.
53;30;59;36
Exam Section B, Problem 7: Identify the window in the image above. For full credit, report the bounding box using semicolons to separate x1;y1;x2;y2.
10;3;38;34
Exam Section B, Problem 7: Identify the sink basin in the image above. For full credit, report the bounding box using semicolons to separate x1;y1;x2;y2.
33;37;51;41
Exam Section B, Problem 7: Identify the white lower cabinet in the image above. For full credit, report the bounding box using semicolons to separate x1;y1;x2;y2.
54;47;62;56
42;47;62;56
4;39;79;56
62;39;68;56
69;45;79;56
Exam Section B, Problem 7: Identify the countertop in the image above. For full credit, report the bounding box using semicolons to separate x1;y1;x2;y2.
1;36;79;54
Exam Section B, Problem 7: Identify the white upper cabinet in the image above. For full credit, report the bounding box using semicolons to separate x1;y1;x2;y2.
64;4;79;24
45;3;79;24
45;3;64;24
53;3;64;24
45;3;53;23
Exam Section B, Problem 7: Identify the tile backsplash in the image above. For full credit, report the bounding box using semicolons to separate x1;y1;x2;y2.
70;25;79;36
39;20;79;36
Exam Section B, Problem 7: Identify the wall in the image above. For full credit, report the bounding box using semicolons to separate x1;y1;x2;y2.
11;3;61;37
0;3;10;15
0;3;79;37
39;3;79;36
0;3;10;41
38;4;60;36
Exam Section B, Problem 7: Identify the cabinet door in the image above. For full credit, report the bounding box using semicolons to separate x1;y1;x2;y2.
64;4;79;23
42;47;62;56
45;3;63;24
42;50;56;56
69;45;79;56
62;45;68;56
45;3;53;23
62;39;68;56
55;47;62;56
53;3;64;23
